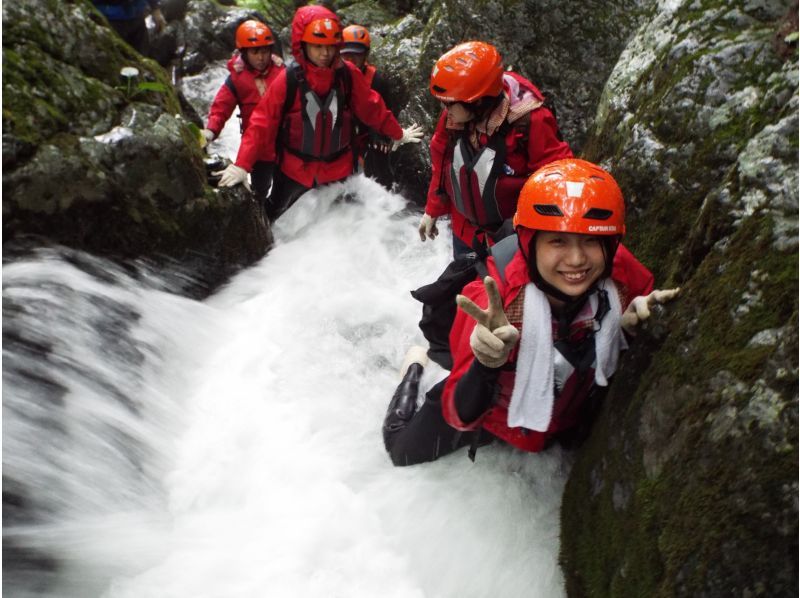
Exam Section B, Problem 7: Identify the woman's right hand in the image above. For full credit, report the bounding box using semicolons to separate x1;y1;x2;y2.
457;276;520;368
418;214;439;242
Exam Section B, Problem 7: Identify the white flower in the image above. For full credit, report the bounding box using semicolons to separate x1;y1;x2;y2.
120;66;140;79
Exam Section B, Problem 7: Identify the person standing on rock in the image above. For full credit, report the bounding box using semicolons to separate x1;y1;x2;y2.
216;5;423;222
340;24;396;189
420;41;574;258
383;159;679;466
202;20;284;209
92;0;166;55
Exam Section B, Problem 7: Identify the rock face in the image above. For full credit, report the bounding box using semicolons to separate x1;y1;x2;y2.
558;1;798;595
3;0;272;291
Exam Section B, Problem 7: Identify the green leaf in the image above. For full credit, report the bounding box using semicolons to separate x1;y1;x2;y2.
137;81;169;93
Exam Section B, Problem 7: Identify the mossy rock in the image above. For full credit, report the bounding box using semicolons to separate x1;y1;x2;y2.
561;1;798;595
3;0;273;288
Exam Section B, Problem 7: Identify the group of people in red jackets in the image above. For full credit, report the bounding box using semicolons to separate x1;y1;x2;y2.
206;4;680;467
210;5;421;221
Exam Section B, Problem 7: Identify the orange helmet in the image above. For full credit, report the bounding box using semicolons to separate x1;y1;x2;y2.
301;17;343;45
236;20;274;49
430;41;504;103
513;159;626;236
342;25;370;53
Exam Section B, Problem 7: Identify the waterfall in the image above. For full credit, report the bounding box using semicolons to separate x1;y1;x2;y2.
3;64;568;598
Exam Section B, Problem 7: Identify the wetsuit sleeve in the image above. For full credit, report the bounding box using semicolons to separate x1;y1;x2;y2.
441;281;500;430
453;360;501;423
526;106;573;172
348;63;403;141
234;69;288;171
424;110;452;218
206;81;237;137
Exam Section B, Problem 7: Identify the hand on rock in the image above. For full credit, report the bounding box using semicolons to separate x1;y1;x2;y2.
213;164;250;190
199;128;215;149
457;276;520;368
151;8;167;32
621;287;681;335
392;123;424;151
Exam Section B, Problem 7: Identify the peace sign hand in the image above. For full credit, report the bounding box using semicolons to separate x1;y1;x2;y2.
456;276;520;368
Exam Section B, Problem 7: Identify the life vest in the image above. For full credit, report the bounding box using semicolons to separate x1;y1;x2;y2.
448;121;511;230
281;64;353;163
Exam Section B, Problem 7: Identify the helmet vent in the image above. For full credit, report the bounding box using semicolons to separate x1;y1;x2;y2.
534;204;564;216
432;85;447;93
583;208;613;220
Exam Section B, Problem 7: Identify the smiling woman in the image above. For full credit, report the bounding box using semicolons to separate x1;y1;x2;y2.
382;158;676;469
534;232;606;300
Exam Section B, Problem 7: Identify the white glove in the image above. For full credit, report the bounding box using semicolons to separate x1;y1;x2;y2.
199;128;215;148
392;123;424;151
151;8;167;32
457;276;520;368
621;288;681;335
418;214;438;241
213;164;251;190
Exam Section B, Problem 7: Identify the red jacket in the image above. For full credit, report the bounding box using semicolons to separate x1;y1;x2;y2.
425;73;573;246
206;53;284;137
234;5;403;188
441;244;654;452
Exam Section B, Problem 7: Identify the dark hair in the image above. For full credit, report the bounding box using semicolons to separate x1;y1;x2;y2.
471;94;502;119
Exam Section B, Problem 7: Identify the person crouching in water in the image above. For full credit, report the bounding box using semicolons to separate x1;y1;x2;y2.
383;159;680;466
203;20;284;208
216;5;423;222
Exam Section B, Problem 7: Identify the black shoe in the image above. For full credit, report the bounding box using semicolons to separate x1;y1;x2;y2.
382;362;424;449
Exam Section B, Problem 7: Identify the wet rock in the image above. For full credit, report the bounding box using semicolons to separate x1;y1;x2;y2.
3;0;274;291
560;0;798;595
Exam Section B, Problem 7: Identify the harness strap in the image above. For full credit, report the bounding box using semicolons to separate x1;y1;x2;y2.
283;145;351;163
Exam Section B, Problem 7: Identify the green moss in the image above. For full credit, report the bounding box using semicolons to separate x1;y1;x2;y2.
643;213;797;388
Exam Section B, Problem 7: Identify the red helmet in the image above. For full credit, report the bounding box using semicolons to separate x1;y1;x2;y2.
513;159;626;236
342;25;370;53
301;17;343;45
430;41;504;103
236;20;274;49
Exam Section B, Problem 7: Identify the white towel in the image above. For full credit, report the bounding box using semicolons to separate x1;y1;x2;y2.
507;279;627;432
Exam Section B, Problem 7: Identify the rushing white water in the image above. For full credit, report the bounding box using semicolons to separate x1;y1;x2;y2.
3;65;569;598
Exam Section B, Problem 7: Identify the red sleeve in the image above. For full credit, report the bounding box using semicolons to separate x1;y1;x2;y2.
612;243;655;309
347;62;403;141
424;110;452;218
440;281;488;431
206;82;237;136
526;107;574;173
234;70;287;171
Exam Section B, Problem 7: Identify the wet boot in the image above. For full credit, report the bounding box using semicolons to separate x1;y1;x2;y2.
382;346;428;451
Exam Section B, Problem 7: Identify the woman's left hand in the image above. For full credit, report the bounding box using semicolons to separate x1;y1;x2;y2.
621;288;681;334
